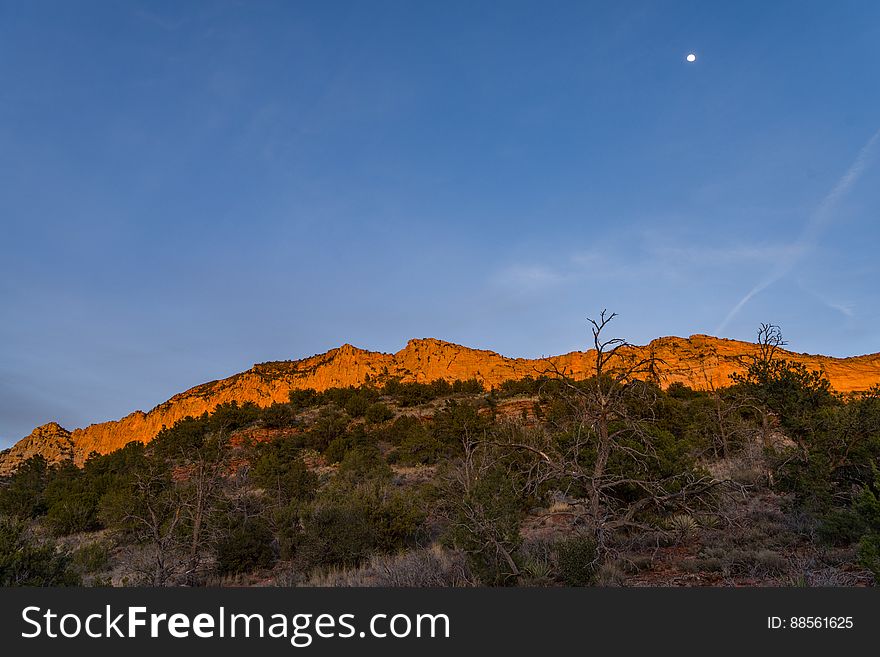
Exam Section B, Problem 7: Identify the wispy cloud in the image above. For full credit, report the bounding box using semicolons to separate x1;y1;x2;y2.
490;234;803;297
646;243;807;268
716;127;880;333
794;278;856;319
824;299;855;318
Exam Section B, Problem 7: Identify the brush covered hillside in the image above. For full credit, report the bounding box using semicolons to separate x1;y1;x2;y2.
3;334;880;475
2;322;880;588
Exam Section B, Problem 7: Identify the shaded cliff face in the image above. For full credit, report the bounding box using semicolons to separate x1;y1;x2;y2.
3;335;880;474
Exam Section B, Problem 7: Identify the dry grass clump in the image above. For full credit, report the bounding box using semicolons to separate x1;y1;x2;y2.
301;545;475;587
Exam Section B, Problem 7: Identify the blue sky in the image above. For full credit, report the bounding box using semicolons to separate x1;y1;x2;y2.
2;0;880;446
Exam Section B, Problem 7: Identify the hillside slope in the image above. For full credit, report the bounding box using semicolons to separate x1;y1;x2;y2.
3;334;880;474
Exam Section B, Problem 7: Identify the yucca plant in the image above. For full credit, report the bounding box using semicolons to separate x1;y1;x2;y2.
698;514;720;530
522;556;554;584
668;514;699;539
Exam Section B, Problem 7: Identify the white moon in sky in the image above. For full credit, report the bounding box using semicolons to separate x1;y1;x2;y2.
686;53;697;62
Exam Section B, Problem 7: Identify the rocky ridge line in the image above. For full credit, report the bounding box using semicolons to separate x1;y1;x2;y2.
2;335;879;474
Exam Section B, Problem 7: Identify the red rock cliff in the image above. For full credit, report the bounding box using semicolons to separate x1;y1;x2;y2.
2;335;879;474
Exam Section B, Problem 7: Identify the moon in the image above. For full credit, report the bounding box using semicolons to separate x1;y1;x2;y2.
686;53;697;62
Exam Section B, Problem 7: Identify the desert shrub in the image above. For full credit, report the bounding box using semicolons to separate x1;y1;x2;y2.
46;492;100;536
775;391;880;514
380;415;420;444
268;502;307;562
97;459;174;535
323;437;349;465
365;402;394;424
251;440;318;505
666;382;700;400
209;401;261;432
150;414;212;459
0;518;79;586
363;487;428;552
71;541;112;575
261;402;298;429
675;392;755;459
217;517;277;575
383;379;444;407
304;407;350;452
80;442;148;498
41;460;109;535
817;508;866;546
554;534;598;586
323;425;376;465
582;422;705;516
495;376;550;398
451;379;484;395
342;394;371;418
444;457;525;586
352;546;472;587
320;386;363;406
731;354;835;436
858;536;880;581
681;556;723;574
390;419;447;465
432;400;487;442
543;395;578;425
296;503;377;571
853;466;880;580
336;445;392;483
383;379;483;407
0;455;49;519
288;388;320;411
752;549;788;576
595;562;627;586
302;545;473;587
151;403;259;460
293;482;427;573
638;424;702;480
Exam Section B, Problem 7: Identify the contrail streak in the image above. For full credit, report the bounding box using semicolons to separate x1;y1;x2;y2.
717;127;880;334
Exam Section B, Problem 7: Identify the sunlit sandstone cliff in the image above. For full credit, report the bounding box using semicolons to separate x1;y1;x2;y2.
2;335;880;474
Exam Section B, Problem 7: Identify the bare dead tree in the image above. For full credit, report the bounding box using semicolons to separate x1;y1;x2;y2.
115;464;185;586
439;424;524;584
694;366;760;460
109;432;231;586
176;433;231;585
756;323;786;366
498;311;723;552
730;323;795;450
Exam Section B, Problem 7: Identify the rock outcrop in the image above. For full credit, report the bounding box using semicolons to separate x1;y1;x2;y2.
2;335;880;474
0;422;74;474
